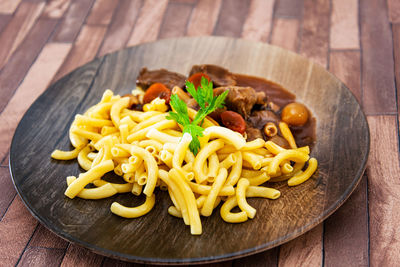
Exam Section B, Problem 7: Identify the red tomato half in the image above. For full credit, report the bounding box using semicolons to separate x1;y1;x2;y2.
187;73;211;89
220;111;246;134
143;83;171;104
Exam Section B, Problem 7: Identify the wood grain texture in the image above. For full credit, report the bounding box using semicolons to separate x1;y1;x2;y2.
86;0;119;26
29;224;69;249
0;1;45;69
126;0;168;46
330;0;359;49
393;24;400;119
61;244;104;266
51;0;95;42
241;0;275;42
9;37;369;264
0;167;16;219
214;0;251;37
0;18;58;113
17;247;65;267
0;43;71;164
233;248;278;267
300;0;330;67
274;0;303;18
0;14;12;38
0;0;22;14
97;0;141;57
324;175;368;266
41;0;71;19
158;2;193;39
187;0;222;36
329;51;361;102
388;0;400;23
55;25;107;81
270;18;299;52
367;115;400;266
0;197;38;266
103;257;143;267
278;225;323;267
360;0;396;115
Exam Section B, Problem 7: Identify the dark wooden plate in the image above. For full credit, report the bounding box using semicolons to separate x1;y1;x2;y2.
9;37;369;265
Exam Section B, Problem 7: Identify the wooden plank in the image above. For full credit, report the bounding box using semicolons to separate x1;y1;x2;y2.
233;248;278;266
0;0;22;14
360;0;396;115
0;18;58;113
0;14;12;34
0;167;16;219
367;115;400;266
214;0;251;37
60;244;103;266
158;2;193;39
392;24;400;120
17;247;65;267
41;0;71;19
278;225;323;267
29;224;68;249
274;0;303;18
1;152;9;166
52;0;95;42
0;1;45;69
187;0;222;36
324;175;368;266
270;18;299;52
0;43;71;166
329;51;361;102
300;0;330;67
54;25;107;81
388;0;400;23
86;0;119;26
330;0;359;49
126;0;169;46
0;196;38;266
241;0;275;42
98;0;142;57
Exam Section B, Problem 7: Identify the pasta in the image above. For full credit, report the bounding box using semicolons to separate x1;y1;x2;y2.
52;89;318;235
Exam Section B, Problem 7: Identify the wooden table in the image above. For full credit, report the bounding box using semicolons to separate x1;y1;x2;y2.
0;0;398;266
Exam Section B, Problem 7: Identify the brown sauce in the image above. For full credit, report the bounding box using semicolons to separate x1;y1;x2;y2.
234;73;316;148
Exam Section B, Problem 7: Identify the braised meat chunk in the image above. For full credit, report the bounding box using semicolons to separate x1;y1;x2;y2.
137;68;186;90
214;86;266;119
248;110;279;129
189;64;237;87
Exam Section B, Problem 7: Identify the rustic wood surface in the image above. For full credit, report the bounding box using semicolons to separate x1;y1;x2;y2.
0;0;397;266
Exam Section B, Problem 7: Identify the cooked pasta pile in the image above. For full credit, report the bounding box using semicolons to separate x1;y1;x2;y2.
52;89;317;235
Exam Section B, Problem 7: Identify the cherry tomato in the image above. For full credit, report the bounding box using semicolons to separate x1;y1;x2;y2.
187;73;211;89
281;102;309;126
143;83;171;104
220;111;246;134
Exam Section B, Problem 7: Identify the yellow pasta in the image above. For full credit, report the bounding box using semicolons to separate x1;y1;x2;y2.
52;88;318;236
110;194;155;218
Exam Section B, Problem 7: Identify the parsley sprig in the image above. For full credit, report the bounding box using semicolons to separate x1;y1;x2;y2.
166;77;228;154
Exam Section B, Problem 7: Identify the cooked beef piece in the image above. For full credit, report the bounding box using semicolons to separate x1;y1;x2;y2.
136;68;186;90
189;64;237;87
213;86;266;119
245;122;263;141
268;135;290;149
248;110;279;129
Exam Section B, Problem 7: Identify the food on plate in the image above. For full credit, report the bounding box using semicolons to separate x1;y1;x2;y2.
51;65;317;235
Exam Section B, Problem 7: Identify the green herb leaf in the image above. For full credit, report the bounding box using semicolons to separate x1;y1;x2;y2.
167;78;228;154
